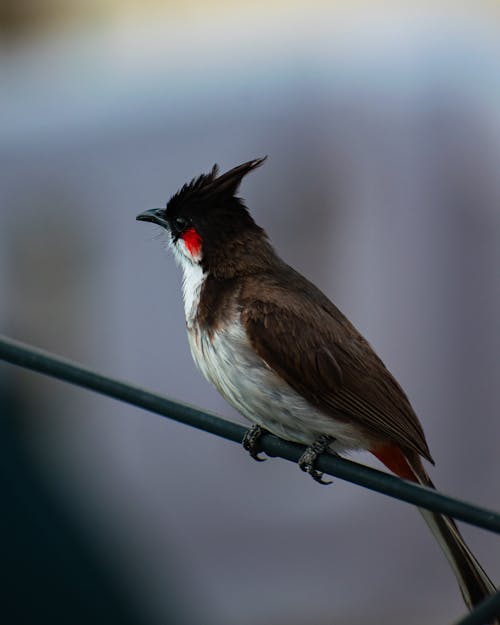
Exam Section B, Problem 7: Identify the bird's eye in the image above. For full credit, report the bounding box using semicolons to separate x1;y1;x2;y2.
173;216;188;233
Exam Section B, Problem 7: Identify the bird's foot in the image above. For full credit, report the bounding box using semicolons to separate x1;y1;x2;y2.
242;424;267;462
298;435;334;485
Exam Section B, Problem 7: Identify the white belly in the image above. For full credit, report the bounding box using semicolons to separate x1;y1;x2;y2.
187;320;369;454
175;250;367;453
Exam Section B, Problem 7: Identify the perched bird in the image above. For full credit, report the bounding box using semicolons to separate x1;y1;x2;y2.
137;158;497;617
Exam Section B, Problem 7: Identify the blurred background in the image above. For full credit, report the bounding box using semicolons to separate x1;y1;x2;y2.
1;1;499;624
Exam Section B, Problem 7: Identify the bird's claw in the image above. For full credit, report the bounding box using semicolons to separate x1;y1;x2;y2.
242;424;267;462
298;435;334;485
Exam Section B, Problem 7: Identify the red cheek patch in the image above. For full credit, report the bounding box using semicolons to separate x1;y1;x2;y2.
182;227;202;257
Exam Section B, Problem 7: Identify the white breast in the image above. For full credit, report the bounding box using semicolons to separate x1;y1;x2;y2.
170;237;206;327
187;318;369;454
181;262;205;327
174;243;368;454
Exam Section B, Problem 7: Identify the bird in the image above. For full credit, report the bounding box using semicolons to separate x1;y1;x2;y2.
137;157;497;618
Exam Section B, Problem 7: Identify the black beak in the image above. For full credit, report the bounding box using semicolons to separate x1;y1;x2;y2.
136;208;169;229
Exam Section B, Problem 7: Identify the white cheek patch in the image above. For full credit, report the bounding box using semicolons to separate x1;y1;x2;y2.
176;238;192;261
170;238;194;264
169;237;201;265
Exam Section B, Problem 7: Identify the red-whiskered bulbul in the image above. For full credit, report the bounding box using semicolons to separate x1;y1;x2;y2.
137;158;497;617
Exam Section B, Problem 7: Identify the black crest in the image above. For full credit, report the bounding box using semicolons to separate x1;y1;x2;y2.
166;157;267;216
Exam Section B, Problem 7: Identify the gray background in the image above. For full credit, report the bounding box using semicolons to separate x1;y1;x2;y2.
1;3;499;624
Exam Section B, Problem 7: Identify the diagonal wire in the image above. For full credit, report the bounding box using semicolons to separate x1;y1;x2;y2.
1;333;499;624
1;334;499;536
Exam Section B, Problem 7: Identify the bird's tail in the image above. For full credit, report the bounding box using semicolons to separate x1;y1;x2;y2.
371;443;498;621
419;506;496;611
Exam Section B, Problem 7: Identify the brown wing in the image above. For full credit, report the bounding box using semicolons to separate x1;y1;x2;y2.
240;270;433;463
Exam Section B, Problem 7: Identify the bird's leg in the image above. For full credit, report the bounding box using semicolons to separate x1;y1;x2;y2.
242;424;267;462
298;435;335;485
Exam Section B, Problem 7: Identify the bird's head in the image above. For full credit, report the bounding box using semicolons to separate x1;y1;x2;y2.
137;158;267;273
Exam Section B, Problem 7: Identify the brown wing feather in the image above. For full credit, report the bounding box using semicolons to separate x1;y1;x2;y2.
240;268;433;463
